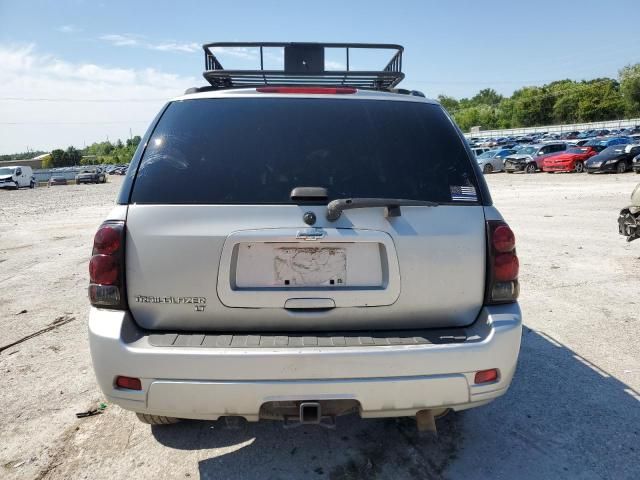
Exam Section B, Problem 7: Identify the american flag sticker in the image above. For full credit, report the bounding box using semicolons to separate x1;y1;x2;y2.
450;185;478;202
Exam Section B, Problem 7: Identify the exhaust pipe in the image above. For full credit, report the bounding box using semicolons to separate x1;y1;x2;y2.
416;409;437;435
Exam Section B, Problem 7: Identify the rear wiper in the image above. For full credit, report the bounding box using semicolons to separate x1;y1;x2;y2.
326;198;438;221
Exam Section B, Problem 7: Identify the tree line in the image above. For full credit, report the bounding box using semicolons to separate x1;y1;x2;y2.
439;63;640;132
41;136;142;168
0;150;47;163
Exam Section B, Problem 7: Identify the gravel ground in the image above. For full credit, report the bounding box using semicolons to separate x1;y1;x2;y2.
0;173;639;480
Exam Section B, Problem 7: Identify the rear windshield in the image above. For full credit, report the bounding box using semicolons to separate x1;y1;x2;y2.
130;98;479;205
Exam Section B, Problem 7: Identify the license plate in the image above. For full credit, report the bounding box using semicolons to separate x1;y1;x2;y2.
274;247;346;286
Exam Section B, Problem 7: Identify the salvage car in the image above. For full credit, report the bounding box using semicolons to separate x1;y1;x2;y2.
504;142;567;173
87;42;522;430
542;146;602;173
0;165;35;189
48;176;68;186
476;149;515;173
76;168;106;184
585;144;640;174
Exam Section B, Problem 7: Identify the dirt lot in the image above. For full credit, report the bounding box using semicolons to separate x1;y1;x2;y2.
1;173;639;480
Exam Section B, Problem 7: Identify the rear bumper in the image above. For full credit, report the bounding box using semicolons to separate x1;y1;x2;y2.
88;304;522;421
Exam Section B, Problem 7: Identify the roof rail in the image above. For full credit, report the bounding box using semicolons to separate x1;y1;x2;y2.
201;42;404;90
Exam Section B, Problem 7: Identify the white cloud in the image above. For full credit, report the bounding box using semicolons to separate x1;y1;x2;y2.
97;34;260;60
210;46;258;60
57;25;82;34
99;33;141;47
0;44;198;154
149;42;200;53
99;34;203;54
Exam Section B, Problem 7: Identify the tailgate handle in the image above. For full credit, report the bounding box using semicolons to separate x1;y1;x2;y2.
284;298;336;310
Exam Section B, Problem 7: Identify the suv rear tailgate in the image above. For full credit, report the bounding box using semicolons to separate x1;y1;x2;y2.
125;203;486;331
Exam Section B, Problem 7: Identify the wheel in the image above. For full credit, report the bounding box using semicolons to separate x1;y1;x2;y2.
525;163;537;174
574;161;584;173
616;162;626;174
136;413;180;425
483;164;493;174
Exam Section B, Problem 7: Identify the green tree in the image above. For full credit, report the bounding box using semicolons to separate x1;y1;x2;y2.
576;80;624;122
50;149;66;167
619;63;640;117
437;95;459;113
496;98;514;129
64;146;82;166
126;135;141;148
453;107;482;132
471;88;503;107
511;86;554;127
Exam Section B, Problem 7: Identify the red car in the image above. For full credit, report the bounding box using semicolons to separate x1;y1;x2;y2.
542;146;601;173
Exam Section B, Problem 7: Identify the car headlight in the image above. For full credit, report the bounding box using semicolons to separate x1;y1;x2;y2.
605;158;619;165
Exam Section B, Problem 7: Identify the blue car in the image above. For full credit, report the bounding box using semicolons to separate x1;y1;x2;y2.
584;136;631;148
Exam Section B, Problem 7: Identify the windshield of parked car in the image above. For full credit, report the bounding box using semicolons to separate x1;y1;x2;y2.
599;146;624;156
0;168;16;175
478;151;497;159
518;147;537;155
131;99;480;205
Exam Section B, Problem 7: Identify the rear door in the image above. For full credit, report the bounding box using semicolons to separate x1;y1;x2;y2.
124;95;489;332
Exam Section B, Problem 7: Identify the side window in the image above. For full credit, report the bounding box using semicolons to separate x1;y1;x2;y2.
538;147;549;155
16;168;22;176
556;144;566;152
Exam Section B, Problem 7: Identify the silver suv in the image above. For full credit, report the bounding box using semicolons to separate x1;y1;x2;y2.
88;43;522;429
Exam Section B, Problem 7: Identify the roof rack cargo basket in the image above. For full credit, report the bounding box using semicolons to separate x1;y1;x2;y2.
202;42;404;90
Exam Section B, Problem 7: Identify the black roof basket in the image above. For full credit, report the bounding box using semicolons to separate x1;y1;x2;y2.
202;42;404;90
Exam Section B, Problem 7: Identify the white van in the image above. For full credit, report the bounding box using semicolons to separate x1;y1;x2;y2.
0;165;35;189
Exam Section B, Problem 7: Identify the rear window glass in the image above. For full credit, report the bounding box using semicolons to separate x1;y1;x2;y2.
130;98;478;204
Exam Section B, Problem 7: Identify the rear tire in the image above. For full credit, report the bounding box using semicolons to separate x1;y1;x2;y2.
29;181;35;188
136;413;180;425
483;164;493;174
575;161;584;173
616;162;626;174
525;163;536;174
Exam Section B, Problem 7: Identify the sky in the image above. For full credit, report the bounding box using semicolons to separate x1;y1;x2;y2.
1;0;639;155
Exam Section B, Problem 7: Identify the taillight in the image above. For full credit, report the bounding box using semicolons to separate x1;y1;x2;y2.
486;220;519;304
89;221;126;309
115;376;142;390
474;368;499;384
256;86;357;94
